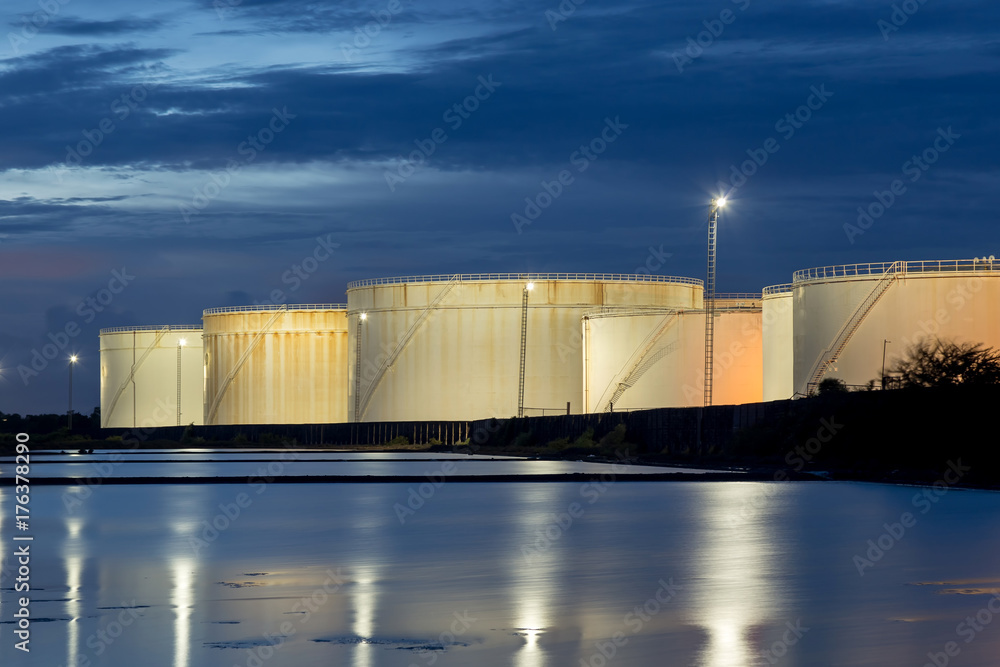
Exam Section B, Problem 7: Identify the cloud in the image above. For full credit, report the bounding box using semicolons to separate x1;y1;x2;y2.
40;16;168;36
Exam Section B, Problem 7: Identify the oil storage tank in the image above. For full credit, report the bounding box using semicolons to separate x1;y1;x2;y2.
347;274;702;422
793;258;1000;395
99;325;204;428
762;284;794;401
202;305;348;425
582;295;763;412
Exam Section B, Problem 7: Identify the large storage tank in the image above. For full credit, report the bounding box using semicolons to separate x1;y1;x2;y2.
99;325;204;428
582;295;763;412
202;305;348;425
793;258;1000;394
762;284;794;401
347;274;702;421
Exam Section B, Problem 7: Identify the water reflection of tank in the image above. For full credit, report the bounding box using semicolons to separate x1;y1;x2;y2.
793;258;1000;394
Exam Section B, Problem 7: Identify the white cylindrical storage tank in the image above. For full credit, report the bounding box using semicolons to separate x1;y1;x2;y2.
99;325;204;428
582;300;763;412
762;284;794;401
202;305;348;425
793;258;1000;394
347;274;703;422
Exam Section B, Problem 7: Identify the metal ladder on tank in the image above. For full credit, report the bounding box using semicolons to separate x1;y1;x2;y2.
104;326;170;427
205;305;287;424
357;275;461;421
804;261;904;394
597;310;679;412
517;286;529;418
704;213;717;407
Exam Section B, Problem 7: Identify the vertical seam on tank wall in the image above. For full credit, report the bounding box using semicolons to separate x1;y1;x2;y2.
132;330;136;428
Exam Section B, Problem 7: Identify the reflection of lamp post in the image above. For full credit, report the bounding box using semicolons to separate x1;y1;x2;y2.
355;313;367;422
704;197;726;407
518;282;534;418
881;339;891;390
68;355;78;430
177;338;187;425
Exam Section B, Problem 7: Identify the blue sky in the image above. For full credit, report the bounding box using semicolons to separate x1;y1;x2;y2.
1;0;997;414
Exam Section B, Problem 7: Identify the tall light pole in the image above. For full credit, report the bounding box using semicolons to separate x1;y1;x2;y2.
518;281;534;418
177;338;187;425
881;339;891;390
68;355;78;430
355;312;367;422
704;197;726;407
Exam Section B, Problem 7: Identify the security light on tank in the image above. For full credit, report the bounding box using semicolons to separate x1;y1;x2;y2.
359;312;368;321
525;282;535;291
178;338;187;347
715;197;727;208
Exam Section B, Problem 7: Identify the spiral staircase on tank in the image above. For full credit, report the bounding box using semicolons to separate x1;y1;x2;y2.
804;261;904;394
103;326;171;428
205;306;288;424
591;309;680;413
356;275;461;421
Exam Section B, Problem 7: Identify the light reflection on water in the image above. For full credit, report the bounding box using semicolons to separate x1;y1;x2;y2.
65;518;84;667
2;474;1000;666
690;484;786;667
510;484;561;667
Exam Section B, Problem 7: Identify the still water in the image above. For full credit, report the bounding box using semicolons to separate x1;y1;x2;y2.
1;454;999;666
21;449;723;478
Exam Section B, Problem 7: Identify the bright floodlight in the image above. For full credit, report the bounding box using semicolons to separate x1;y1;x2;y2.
70;355;78;363
178;338;187;346
359;312;368;321
715;197;727;208
526;282;535;291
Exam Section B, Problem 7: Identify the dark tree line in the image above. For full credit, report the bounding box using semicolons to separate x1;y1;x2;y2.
885;339;1000;388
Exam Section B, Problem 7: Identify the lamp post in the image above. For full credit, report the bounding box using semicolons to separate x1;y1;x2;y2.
518;282;534;418
355;312;367;422
704;196;726;407
68;355;78;430
177;338;187;425
881;339;891;390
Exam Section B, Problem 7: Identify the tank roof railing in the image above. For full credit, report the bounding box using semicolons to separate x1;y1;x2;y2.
347;273;704;289
99;324;202;334
583;306;678;319
762;284;793;296
793;258;998;283
715;292;761;300
202;304;347;315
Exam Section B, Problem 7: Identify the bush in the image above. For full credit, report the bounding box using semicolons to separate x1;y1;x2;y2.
818;377;848;395
386;435;410;446
547;437;570;451
598;423;627;448
511;431;534;449
573;428;596;448
887;338;1000;388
